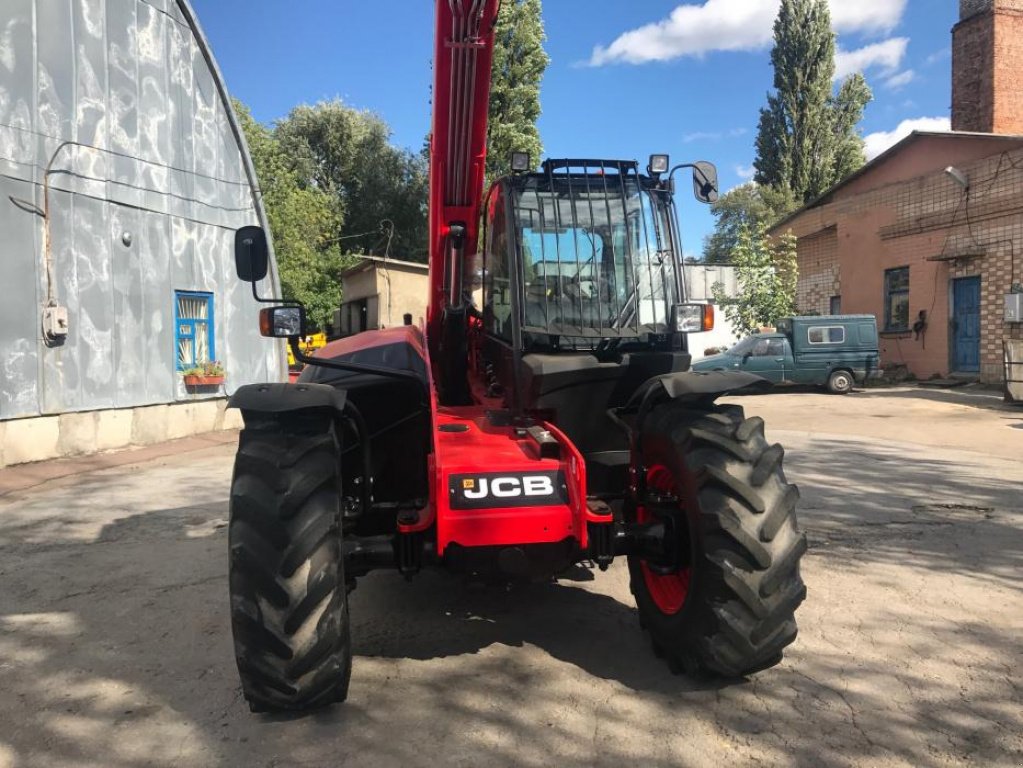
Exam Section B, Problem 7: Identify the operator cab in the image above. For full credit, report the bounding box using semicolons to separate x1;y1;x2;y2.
463;157;719;490
479;159;705;357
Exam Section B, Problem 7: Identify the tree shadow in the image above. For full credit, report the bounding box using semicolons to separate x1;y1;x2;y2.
852;385;1016;412
783;436;1023;583
0;437;1021;767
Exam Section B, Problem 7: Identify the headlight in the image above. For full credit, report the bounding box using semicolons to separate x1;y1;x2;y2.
674;303;714;333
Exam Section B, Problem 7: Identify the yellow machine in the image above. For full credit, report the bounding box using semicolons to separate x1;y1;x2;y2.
286;333;328;368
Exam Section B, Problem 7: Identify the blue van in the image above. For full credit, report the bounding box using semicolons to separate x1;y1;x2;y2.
693;315;881;394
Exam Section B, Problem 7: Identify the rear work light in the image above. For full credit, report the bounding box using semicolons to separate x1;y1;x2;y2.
674;303;714;333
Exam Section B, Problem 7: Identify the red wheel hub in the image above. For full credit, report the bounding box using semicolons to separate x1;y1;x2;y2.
638;465;691;615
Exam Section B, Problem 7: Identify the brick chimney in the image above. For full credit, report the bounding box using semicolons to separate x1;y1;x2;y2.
953;0;1023;133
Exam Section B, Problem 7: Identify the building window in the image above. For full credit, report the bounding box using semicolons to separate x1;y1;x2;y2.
175;291;215;369
830;296;842;315
884;267;910;331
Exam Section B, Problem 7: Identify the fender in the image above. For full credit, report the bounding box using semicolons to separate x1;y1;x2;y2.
228;382;348;421
627;370;771;411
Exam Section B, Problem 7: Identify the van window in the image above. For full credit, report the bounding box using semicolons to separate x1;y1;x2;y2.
808;326;845;344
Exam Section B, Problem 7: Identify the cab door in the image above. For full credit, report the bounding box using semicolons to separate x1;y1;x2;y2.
739;337;786;383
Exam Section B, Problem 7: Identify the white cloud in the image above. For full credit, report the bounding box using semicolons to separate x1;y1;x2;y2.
735;164;756;180
884;70;916;90
863;116;950;160
682;128;748;143
834;38;908;80
830;2;907;34
682;130;722;143
589;0;908;66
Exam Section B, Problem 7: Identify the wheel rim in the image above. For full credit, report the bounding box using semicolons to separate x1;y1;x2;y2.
637;465;691;616
834;372;851;391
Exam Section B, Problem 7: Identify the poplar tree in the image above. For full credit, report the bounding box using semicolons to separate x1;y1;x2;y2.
486;0;549;181
753;0;872;203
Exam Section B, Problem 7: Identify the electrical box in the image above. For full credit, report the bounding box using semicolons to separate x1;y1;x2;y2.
43;305;69;341
1007;294;1023;323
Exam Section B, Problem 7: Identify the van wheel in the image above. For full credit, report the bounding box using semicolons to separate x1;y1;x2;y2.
827;370;854;394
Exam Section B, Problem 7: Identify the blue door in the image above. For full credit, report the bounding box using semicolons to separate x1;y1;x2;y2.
952;277;981;372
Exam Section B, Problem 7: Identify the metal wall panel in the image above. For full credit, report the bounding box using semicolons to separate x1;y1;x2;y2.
0;0;283;420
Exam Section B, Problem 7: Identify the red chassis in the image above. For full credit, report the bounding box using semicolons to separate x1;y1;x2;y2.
308;323;605;561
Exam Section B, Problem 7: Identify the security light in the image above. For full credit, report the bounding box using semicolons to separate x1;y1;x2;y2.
945;166;969;190
648;154;670;176
511;152;531;173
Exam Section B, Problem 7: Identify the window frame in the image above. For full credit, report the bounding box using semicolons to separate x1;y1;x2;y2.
174;290;215;370
884;267;910;332
808;326;846;345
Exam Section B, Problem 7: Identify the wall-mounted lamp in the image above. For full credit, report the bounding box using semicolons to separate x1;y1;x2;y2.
944;166;969;190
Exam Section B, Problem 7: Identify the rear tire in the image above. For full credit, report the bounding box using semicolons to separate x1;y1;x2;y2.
827;369;854;395
228;413;352;712
628;403;806;677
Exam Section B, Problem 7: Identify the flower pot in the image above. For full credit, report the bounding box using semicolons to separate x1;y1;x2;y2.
183;374;225;387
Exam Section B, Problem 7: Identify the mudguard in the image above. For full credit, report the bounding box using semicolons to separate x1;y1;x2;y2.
627;370;771;410
228;382;348;420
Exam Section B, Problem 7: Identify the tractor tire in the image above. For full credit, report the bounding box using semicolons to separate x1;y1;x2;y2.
628;403;806;677
228;414;352;712
827;369;854;395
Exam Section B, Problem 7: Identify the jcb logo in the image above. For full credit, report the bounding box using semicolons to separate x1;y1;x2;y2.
450;471;567;510
463;475;555;500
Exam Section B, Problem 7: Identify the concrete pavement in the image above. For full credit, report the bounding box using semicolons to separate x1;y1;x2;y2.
0;387;1020;768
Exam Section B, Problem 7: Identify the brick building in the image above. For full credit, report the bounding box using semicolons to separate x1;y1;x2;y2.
772;0;1023;384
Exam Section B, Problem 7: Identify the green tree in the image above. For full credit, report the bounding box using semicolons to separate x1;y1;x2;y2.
712;223;799;337
486;0;549;181
830;73;873;182
703;183;799;264
275;100;430;262
235;100;350;331
753;0;872;202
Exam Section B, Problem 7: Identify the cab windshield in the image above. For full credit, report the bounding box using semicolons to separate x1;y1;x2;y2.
509;167;679;342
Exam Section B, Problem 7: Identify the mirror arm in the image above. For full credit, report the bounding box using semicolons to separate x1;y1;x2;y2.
251;280;302;308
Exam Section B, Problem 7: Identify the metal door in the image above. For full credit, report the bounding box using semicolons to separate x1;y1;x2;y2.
952;277;981;373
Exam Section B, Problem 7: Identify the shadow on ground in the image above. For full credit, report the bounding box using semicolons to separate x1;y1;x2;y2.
0;437;1020;767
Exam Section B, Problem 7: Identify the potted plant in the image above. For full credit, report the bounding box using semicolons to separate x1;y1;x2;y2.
182;360;226;387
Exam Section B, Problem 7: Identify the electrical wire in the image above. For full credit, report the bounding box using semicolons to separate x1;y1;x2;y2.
1;176;248;234
1;153;256;214
0;119;255;189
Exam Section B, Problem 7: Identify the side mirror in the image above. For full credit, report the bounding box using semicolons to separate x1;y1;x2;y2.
235;225;269;282
259;306;305;338
692;161;719;205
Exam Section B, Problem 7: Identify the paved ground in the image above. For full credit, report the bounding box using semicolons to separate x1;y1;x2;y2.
0;387;1020;768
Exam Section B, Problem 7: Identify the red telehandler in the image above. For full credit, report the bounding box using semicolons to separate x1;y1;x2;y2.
228;0;806;712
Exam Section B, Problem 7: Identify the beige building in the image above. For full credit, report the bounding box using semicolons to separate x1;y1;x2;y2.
771;0;1023;384
336;257;430;336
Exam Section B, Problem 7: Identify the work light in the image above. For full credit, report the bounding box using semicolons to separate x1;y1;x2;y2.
511;152;531;173
649;154;670;176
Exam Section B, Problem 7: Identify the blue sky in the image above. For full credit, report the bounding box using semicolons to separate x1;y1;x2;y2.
192;0;958;255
